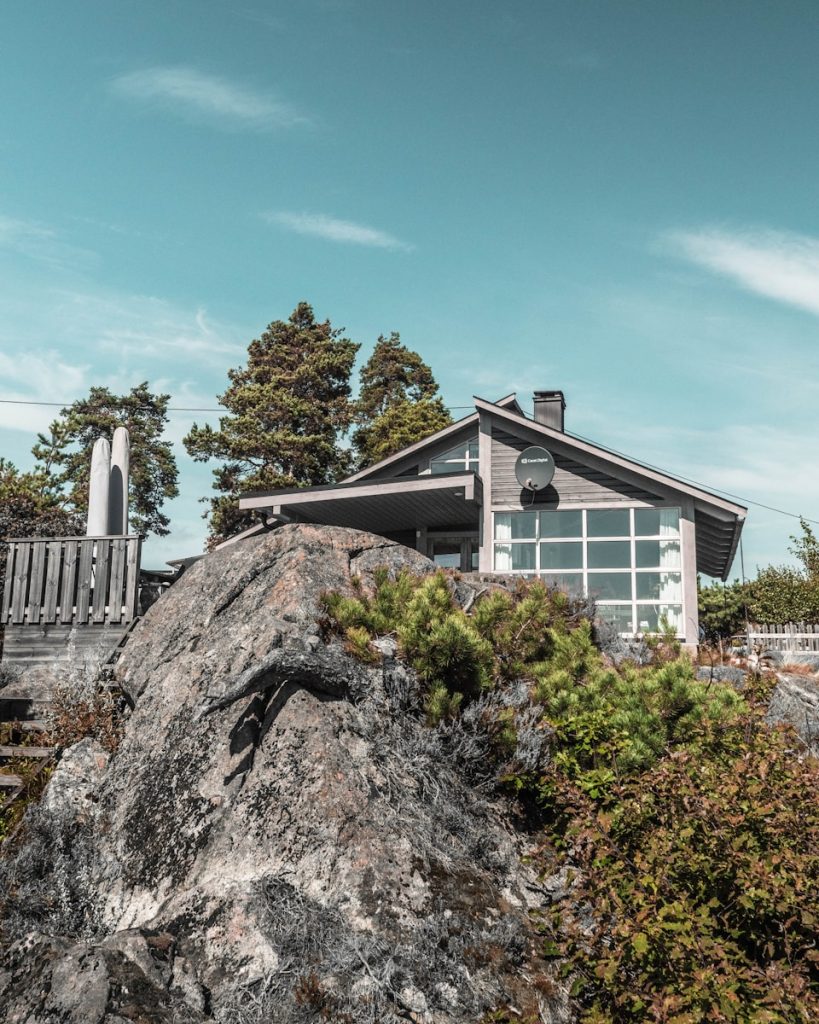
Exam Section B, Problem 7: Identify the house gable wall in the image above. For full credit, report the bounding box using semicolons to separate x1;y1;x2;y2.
484;413;700;645
361;426;479;481
491;426;662;507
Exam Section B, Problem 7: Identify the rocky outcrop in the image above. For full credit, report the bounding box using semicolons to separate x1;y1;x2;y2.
768;672;819;755
0;525;568;1024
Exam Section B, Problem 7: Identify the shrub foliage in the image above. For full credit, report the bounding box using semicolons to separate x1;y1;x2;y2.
323;569;819;1022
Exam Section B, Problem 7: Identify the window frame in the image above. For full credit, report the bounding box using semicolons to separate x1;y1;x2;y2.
492;506;684;636
428;438;480;475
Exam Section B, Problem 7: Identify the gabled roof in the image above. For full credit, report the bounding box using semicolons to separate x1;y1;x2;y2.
473;396;746;580
342;392;523;483
473;397;746;518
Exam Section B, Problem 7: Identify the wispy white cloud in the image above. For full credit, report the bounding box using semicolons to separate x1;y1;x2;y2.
265;211;412;251
667;226;819;318
0;351;89;434
49;289;246;363
111;66;308;130
0;213;94;270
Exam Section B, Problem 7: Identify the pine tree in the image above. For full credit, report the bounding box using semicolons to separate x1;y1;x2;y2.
0;458;83;603
184;302;359;544
352;332;452;468
32;383;178;537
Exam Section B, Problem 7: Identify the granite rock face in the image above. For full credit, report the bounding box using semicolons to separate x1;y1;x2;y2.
768;671;819;755
0;524;568;1024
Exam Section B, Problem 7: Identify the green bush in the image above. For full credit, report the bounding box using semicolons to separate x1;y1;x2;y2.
547;692;819;1023
324;569;819;1021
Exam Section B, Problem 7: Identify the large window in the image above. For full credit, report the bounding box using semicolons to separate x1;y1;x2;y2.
493;507;683;634
429;439;480;474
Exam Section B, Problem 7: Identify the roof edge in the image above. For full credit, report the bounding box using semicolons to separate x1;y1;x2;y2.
474;397;747;519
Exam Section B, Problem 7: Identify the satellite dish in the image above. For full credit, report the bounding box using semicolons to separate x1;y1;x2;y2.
515;446;555;491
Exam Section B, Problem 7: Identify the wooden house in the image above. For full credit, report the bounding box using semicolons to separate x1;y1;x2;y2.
238;391;746;646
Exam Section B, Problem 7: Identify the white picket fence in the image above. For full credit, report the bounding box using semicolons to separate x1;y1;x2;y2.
748;623;819;653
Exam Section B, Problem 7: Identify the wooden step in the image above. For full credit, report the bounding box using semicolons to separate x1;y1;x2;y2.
0;745;53;759
21;721;48;734
0;774;23;790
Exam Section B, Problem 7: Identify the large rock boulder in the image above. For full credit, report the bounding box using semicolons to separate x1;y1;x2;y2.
768;671;819;755
0;524;567;1024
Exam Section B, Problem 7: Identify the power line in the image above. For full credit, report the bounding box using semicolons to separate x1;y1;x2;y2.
0;397;477;413
565;429;819;527
1;395;815;526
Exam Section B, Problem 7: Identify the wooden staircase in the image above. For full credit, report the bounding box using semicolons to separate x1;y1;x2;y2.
0;719;56;828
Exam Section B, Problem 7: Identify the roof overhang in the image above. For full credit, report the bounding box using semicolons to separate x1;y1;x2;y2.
239;472;482;534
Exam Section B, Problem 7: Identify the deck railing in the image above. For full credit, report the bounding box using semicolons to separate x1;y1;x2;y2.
1;536;141;628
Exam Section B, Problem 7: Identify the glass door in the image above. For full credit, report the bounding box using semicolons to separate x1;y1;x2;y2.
428;536;479;572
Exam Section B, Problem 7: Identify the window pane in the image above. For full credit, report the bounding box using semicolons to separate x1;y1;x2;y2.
540;541;583;570
494;543;536;571
635;540;681;568
635;507;680;537
635;604;682;634
588;572;632;600
432;543;461;569
494;512;537;539
587;508;630;537
430;440;472;474
467;440;479;459
430;459;465;474
542;572;584;597
587;540;631;569
596;604;634;633
539;509;582;538
494;543;512;571
636;572;682;601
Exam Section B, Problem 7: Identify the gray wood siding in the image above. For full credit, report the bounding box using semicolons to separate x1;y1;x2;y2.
491;428;660;506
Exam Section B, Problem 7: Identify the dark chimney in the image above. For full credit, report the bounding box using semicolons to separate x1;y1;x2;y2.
533;390;565;431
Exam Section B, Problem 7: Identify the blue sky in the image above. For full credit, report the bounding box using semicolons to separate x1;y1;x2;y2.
1;1;818;575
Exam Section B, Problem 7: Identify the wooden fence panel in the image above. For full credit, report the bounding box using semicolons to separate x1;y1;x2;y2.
75;540;94;624
748;622;819;653
2;536;141;630
26;542;45;624
91;539;111;623
107;538;126;624
2;542;16;625
11;543;31;625
42;540;62;623
125;538;141;621
60;540;78;624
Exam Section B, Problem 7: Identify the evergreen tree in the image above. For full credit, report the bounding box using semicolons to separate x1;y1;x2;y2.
749;518;819;623
32;383;178;537
697;577;749;641
184;302;359;544
0;458;83;605
353;332;452;468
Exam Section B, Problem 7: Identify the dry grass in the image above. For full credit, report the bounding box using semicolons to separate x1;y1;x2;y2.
780;661;819;677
